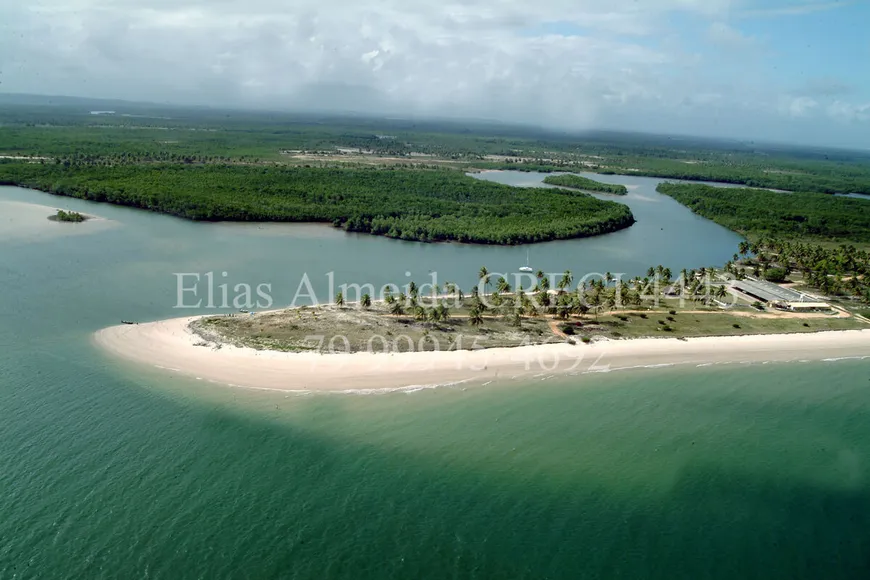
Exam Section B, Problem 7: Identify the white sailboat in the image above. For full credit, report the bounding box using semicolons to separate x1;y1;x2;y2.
519;249;534;272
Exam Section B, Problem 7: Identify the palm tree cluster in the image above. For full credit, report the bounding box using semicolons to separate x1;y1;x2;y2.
735;237;870;303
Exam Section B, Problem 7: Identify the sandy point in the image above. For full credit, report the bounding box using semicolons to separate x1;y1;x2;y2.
93;316;870;393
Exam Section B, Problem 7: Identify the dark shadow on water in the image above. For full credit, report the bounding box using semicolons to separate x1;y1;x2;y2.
4;355;870;580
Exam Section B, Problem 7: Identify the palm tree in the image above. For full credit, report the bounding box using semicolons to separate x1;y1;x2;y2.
415;306;428;321
390;301;405;317
558;270;573;292
469;308;484;327
335;291;344;307
738;241;750;257
604;291;617;314
497;277;511;294
588;291;602;319
436;303;450;322
536;270;545;280
361;293;372;310
408;281;418;298
574;302;590;319
478;266;489;289
540;277;550;291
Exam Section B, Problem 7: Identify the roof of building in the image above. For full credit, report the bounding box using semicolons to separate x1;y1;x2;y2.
732;279;806;303
785;302;831;309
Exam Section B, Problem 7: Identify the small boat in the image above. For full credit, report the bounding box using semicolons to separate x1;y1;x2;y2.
519;249;534;273
121;320;138;325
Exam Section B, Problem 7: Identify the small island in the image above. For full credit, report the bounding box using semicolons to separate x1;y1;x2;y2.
544;174;628;195
49;209;88;223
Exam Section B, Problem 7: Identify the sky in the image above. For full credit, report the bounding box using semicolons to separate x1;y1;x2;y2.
1;0;868;148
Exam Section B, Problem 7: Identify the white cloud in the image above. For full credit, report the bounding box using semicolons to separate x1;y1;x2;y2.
707;22;757;48
0;0;867;147
827;101;870;122
780;96;818;117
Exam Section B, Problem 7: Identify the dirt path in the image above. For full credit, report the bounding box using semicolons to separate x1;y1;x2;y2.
548;320;568;339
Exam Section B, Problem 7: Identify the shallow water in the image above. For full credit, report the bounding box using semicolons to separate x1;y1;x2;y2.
1;183;869;579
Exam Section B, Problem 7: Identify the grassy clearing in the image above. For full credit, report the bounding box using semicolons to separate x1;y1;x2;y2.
193;304;557;353
582;311;865;339
191;299;868;354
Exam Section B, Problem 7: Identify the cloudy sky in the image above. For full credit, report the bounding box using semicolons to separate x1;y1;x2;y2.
1;0;868;148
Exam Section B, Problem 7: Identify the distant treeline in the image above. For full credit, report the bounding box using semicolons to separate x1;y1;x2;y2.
656;182;870;243
543;174;627;194
480;159;870;195
0;162;635;245
3;105;870;196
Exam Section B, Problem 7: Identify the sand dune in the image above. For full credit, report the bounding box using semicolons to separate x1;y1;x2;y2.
93;316;870;393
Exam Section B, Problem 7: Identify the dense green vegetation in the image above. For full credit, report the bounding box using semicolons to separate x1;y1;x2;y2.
2;96;870;195
50;209;86;222
0;162;634;244
656;183;870;243
542;174;627;194
730;239;870;303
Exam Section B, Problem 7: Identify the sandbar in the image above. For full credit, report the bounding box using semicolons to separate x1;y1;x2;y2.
93;316;870;393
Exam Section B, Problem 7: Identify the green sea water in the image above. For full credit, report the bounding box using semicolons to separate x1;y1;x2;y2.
2;183;869;579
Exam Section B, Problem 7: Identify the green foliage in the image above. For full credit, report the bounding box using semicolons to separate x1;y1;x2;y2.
543;174;627;194
0;162;634;245
657;183;870;243
746;239;869;302
52;209;85;222
4;98;870;195
559;323;576;335
763;267;788;283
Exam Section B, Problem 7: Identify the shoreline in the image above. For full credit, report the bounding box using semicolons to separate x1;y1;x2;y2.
93;315;870;393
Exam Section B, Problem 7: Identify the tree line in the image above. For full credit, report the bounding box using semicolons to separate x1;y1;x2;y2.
543;174;627;194
0;162;635;245
656;183;870;243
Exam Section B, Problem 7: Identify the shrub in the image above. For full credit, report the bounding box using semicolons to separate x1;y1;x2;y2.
560;323;576;335
581;336;592;344
732;323;741;329
666;316;675;322
763;267;788;283
661;325;673;332
669;310;677;315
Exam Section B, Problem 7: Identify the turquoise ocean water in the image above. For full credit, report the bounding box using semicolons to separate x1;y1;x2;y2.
1;180;869;579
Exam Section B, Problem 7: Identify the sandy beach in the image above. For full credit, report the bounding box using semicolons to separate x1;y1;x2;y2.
93;316;870;393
